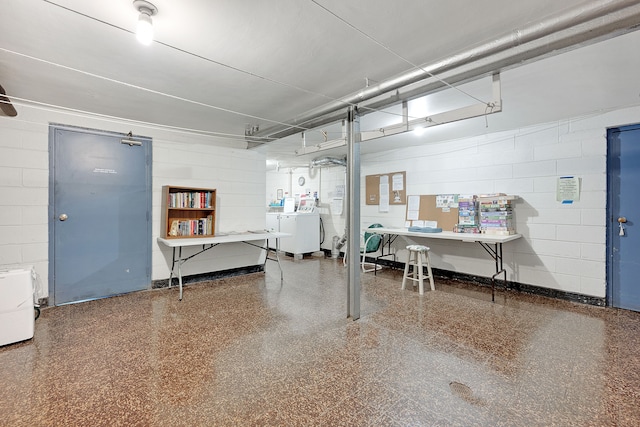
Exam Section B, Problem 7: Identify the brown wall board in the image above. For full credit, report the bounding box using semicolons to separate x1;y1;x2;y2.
406;194;459;231
365;171;406;205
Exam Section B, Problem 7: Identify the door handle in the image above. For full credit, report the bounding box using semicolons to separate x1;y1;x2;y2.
59;214;68;221
618;217;627;236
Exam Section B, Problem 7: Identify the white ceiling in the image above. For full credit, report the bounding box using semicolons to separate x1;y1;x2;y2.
1;0;640;166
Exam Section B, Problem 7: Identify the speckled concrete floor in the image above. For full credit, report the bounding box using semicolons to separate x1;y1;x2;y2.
1;256;639;426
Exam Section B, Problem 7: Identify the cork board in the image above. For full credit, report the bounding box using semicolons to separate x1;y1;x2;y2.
365;171;406;205
406;194;459;231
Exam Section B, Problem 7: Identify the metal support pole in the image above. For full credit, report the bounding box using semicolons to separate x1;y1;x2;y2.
346;106;361;320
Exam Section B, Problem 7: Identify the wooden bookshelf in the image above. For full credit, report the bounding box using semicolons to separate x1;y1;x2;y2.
161;186;216;239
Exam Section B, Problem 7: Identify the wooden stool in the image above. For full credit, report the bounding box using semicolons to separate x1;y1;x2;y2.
401;244;435;295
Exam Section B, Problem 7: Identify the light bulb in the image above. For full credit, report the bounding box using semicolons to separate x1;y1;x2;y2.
136;11;153;45
413;126;426;136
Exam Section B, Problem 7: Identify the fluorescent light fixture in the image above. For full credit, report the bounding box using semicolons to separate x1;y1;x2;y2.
133;1;157;45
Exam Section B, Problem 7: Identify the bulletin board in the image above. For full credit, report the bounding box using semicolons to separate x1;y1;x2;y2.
405;194;459;231
365;171;406;205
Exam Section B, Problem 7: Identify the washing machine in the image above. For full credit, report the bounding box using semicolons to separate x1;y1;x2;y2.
266;208;320;258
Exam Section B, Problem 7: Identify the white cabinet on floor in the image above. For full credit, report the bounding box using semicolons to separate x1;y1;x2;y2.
0;268;35;346
266;212;320;258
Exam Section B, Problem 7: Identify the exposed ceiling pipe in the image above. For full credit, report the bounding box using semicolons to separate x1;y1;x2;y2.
249;0;640;142
310;156;347;168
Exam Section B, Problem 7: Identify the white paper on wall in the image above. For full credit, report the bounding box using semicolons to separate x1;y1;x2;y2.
331;197;344;215
392;173;404;191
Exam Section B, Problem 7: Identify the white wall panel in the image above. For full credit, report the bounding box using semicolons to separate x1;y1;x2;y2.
0;245;22;265
556;225;605;243
0;168;21;186
580;139;607;157
22;168;48;187
512;160;557;178
581;243;605;261
581;277;606;298
0;109;266;299
0;206;22;225
534;140;581;161
581;209;605;226
346;108;640;298
0;147;47;169
557;156;605;175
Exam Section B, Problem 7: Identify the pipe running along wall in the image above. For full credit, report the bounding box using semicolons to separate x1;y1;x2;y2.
249;0;640;142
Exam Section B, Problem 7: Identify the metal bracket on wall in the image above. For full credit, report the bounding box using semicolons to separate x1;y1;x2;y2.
360;73;503;142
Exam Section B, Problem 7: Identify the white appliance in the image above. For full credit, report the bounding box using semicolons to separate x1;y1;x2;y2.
0;268;35;346
266;210;320;258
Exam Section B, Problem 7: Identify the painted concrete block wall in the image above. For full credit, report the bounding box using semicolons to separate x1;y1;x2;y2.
357;106;640;298
0;109;267;300
152;139;266;281
0;117;49;299
263;105;640;298
266;165;346;250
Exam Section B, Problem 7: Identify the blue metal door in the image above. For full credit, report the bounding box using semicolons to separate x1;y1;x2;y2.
49;126;151;305
607;124;640;311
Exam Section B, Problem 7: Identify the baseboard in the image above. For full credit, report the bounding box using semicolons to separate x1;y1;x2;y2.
152;264;265;289
353;251;606;307
37;265;265;308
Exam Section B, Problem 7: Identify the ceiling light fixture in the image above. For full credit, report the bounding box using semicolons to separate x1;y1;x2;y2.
133;0;158;45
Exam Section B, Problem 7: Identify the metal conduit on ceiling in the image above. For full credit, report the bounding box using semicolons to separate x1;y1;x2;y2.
248;0;640;144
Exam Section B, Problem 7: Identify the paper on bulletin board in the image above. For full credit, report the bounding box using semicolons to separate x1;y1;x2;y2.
379;175;389;212
379;195;389;212
436;194;458;208
392;173;404;191
407;195;420;220
557;176;580;203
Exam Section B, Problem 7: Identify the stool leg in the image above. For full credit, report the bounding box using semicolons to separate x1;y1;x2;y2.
425;251;435;291
417;252;424;295
412;251;418;285
402;250;412;290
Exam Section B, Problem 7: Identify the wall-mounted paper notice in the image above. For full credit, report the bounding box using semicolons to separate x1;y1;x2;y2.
331;197;344;215
407;195;420;220
557;176;580;204
407;195;420;211
392;173;404;191
436;194;458;208
379;195;389;212
379;175;390;212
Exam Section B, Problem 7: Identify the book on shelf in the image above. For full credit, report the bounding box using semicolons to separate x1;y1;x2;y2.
168;191;215;209
168;216;215;237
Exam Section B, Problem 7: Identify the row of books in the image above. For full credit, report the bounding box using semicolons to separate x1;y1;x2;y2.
453;195;517;235
479;196;515;235
169;215;214;237
168;191;214;209
458;195;478;226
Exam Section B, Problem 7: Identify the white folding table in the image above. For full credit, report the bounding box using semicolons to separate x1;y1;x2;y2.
157;231;289;300
365;228;522;301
